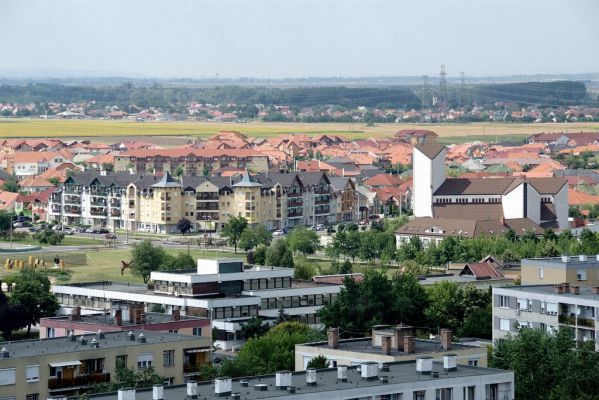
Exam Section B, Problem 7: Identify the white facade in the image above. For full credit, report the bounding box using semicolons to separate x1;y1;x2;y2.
413;146;446;218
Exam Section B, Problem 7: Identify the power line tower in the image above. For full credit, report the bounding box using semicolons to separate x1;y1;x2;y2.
421;75;430;109
460;72;466;107
439;64;448;111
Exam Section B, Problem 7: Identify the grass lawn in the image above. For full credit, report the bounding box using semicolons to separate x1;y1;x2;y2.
0;119;597;141
0;235;105;247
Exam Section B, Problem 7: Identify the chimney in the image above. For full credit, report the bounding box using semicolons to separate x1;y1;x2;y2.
592;287;599;294
403;335;415;354
1;347;9;358
337;366;347;382
140;313;147;325
187;382;198;399
97;330;105;339
381;335;392;355
137;333;146;343
579;255;588;262
416;357;433;375
394;324;413;351
152;385;164;400
554;284;564;294
572;285;580;295
118;389;136;400
361;362;379;381
215;377;232;396
172;307;181;321
327;327;339;349
443;354;457;371
440;329;452;351
70;306;81;321
306;369;317;386
275;371;292;390
563;282;571;293
115;309;123;326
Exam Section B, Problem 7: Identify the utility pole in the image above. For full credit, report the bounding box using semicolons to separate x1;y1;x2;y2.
439;64;448;112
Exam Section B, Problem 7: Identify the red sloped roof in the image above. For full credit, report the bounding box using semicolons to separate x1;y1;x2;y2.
460;262;503;279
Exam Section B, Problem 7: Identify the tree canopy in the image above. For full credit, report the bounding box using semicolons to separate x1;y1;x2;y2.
221;217;248;253
288;226;321;255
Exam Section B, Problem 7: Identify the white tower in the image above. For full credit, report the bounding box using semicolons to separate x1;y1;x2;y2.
413;143;446;217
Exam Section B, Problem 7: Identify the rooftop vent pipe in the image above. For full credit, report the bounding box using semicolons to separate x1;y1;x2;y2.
214;377;232;397
416;357;433;375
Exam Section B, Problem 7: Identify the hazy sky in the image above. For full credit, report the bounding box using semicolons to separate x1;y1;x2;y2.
0;0;598;78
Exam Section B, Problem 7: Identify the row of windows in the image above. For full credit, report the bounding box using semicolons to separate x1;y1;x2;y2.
260;293;337;310
212;305;259;319
243;277;292;290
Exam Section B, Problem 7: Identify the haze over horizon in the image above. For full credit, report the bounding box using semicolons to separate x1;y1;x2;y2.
1;0;598;80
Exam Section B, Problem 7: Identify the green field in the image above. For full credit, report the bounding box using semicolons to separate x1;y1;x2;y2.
0;119;597;141
0;236;105;247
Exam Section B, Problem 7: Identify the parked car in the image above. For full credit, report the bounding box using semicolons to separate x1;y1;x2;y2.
85;227;95;233
272;229;285;237
96;228;110;234
315;224;325;231
62;228;74;235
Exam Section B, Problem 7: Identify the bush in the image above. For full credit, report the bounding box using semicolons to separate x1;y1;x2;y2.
254;245;267;265
294;255;317;280
33;230;64;245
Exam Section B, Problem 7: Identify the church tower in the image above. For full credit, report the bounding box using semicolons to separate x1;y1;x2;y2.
412;143;446;217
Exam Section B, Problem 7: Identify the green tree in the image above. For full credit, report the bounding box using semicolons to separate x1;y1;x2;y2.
254;244;267;265
131;239;166;283
1;177;20;193
306;354;330;369
48;177;61;186
160;252;195;271
10;268;59;335
294;255;317;280
173;165;184;178
0;291;26;340
288;226;321;254
221;216;248;253
265;239;294;268
239;225;273;251
424;281;463;331
176;217;192;235
240;316;270;339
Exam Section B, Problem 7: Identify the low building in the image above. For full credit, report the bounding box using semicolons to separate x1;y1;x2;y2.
40;307;210;339
295;326;489;371
0;330;211;400
87;359;514;400
520;255;599;286
492;283;599;346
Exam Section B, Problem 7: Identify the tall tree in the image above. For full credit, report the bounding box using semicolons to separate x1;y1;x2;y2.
221;216;248;253
239;225;273;251
176;218;192;236
288;226;321;255
1;177;20;193
131;239;166;283
10;269;59;335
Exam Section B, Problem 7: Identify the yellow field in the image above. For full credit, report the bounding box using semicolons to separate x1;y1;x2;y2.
0;119;597;141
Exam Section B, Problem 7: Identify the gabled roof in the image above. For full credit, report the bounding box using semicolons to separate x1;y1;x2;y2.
363;173;404;187
414;143;445;159
459;263;503;279
151;172;182;188
232;170;262;188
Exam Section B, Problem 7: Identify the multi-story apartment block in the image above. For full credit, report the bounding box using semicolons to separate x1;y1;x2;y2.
0;330;211;400
492;283;599;346
520;255;599;286
52;259;342;351
295;326;489;371
329;177;357;223
113;148;270;175
87;360;514;400
298;171;333;226
48;171;137;228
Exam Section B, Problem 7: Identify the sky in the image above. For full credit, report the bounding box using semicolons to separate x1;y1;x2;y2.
0;0;598;79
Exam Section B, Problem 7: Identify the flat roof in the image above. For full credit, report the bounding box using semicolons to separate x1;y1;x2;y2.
495;284;599;301
0;330;207;359
299;337;477;356
42;312;208;327
88;361;510;400
522;256;599;269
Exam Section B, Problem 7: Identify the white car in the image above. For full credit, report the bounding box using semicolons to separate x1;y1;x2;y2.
315;224;325;231
272;229;285;237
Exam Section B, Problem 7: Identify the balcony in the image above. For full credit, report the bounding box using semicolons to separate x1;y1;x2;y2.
64;196;80;205
48;373;110;390
64;187;82;195
90;208;107;216
110;200;121;207
196;193;219;201
315;207;330;215
288;211;303;218
578;318;595;328
558;314;576;325
197;204;219;211
288;200;303;207
64;206;81;215
91;200;107;206
287;191;302;198
111;210;121;217
90;189;107;196
315;199;329;205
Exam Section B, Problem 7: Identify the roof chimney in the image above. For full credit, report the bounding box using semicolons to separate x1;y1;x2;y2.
554;284;564;294
592;286;599;294
327;327;339;349
118;389;136;400
443;354;458;371
152;385;164;400
114;309;123;326
275;371;292;390
563;282;571;293
172;307;181;321
137;333;146;343
381;335;392;355
337;366;347;382
572;285;580;295
215;377;232;396
97;330;105;339
90;338;99;349
440;329;452;351
404;335;415;354
579;255;588;262
416;357;433;375
187;382;198;399
306;369;317;386
394;324;413;351
361;362;379;381
69;306;81;321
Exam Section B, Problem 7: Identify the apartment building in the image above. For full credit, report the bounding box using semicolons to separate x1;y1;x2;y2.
48;170;137;228
52;259;342;351
39;306;210;339
492;283;599;346
520;255;599;285
295;326;489;371
113;148;270;175
0;330;211;400
329;177;358;223
298;171;333;226
87;360;514;400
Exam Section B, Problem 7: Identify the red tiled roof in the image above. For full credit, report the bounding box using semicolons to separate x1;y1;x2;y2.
460;262;503;279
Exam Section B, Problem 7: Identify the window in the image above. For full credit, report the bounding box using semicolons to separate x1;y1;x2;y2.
168;330;178;334
26;366;39;382
499;295;509;308
517;298;529;311
468;358;478;367
577;269;587;281
193;328;202;336
463;386;475;400
163;350;175;367
0;368;16;386
538;267;544;279
547;302;558;315
47;327;55;338
540;301;546;314
26;395;39;400
517;320;531;329
413;391;426;400
499;318;511;332
137;353;154;369
436;388;452;400
486;384;498;400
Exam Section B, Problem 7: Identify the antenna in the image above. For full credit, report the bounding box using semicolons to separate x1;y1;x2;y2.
439;64;448;111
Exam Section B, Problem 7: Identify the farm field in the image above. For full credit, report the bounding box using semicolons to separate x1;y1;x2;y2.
0;119;597;141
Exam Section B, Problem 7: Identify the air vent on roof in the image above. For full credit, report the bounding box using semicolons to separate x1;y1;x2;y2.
79;336;87;345
416;357;433;375
1;348;8;358
276;371;292;389
231;394;241;400
287;387;296;394
90;338;99;349
240;379;249;387
253;384;268;391
128;331;135;341
98;330;105;339
306;369;317;386
337;366;347;382
137;333;146;343
67;333;76;342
